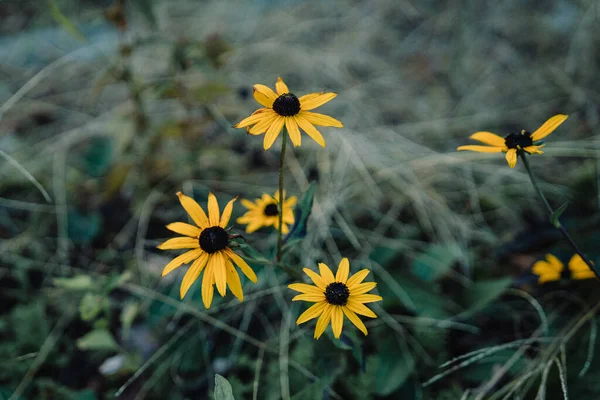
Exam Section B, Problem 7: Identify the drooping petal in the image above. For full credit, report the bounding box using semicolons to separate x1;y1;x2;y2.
346;269;370;289
351;282;377;295
212;252;227;297
176;192;209;229
505;148;518;168
275;77;289;95
296;301;327;325
162;248;203;276
457;145;504;153
469;131;506;147
531;114;568;141
288;283;324;295
235;109;272;128
295;115;326;147
226;248;258;283
263;116;285;150
201;261;215;309
225;259;244;301
351;294;383;303
523;145;544;155
179;252;209;299
219;197;237;228
253;84;278;101
286;117;302;147
299;111;343;128
342;307;368;336
300;92;337;111
314;304;333;339
331;306;344;338
292;293;326;302
318;263;335;284
302;268;327;290
157;237;199;250
335;258;350;283
248;111;278;135
346;300;377;318
166;222;201;238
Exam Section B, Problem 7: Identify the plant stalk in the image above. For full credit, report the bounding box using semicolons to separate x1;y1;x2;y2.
276;131;288;262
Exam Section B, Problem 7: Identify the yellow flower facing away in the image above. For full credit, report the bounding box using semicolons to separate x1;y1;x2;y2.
568;254;596;280
532;253;596;283
236;191;297;234
288;258;382;339
234;77;343;150
157;192;257;308
457;114;568;168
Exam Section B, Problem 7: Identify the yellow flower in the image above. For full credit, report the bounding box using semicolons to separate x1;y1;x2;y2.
234;77;343;150
568;254;596;280
158;192;257;308
532;253;563;284
236;191;297;234
288;258;382;339
457;114;568;168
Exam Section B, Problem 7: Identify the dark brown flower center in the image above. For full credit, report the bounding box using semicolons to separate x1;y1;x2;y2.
263;203;279;216
199;226;229;253
504;130;533;149
325;282;350;306
272;93;300;116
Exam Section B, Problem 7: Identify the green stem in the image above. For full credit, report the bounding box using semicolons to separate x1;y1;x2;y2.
276;131;288;262
521;152;599;279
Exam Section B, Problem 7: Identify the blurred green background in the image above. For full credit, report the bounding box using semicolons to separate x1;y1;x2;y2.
2;0;600;399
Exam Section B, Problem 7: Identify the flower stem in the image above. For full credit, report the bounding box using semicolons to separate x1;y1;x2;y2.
520;152;599;279
276;131;288;262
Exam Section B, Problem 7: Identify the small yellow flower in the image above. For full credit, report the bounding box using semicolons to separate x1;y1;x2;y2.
457;114;568;168
288;258;382;339
532;253;563;284
568;254;596;280
234;77;343;150
236;191;297;234
158;192;257;308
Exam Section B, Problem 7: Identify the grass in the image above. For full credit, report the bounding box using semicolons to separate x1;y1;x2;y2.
1;0;600;399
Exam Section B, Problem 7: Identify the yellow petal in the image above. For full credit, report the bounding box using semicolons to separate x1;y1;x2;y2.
263;116;285;150
314;304;333;339
207;192;220;226
253;84;277;101
295;115;326;147
342;307;368;336
179;252;209;299
166;222;201;238
523;145;544;155
288;283;322;294
253;87;274;108
226;248;258;283
545;254;563;271
346;300;377;318
318;262;335;284
538;272;560;284
351;294;383;303
300;92;337;111
331;306;344;338
296;302;327;325
162;248;203;276
457;145;504;153
240;199;257;210
219;197;237;228
505;148;518;168
292;293;326;302
248;111;278;135
235;109;272;128
275;77;289;95
176;192;209;229
225;259;244;301
346;269;370;289
351;282;377;295
469;131;506;147
201;262;215;309
212;252;227;297
335;258;350;283
568;254;596;280
157;237;199;250
286;117;302;147
299;111;343;128
531;114;568;141
284;196;297;208
298;92;323;105
302;268;327;290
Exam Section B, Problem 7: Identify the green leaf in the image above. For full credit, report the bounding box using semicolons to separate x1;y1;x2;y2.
290;379;328;400
463;277;512;313
49;0;87;42
120;302;139;340
76;329;119;352
79;293;106;321
214;374;235;400
374;336;415;396
284;182;316;242
411;243;461;282
550;201;568;228
53;275;95;291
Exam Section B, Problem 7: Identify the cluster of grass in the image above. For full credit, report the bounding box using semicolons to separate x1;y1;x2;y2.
1;0;600;399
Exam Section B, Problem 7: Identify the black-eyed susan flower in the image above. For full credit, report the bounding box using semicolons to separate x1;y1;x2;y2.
234;77;343;150
158;192;257;308
568;254;596;280
288;258;382;339
457;114;568;168
236;191;297;234
532;253;563;284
